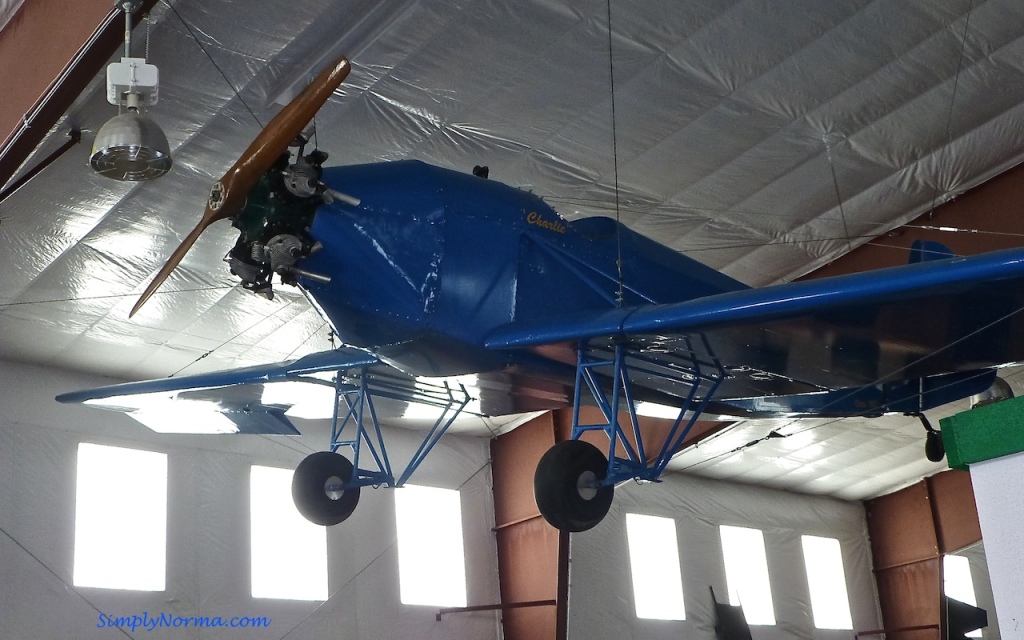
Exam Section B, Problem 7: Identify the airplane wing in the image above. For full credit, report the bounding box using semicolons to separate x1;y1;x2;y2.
487;246;1024;405
56;348;380;435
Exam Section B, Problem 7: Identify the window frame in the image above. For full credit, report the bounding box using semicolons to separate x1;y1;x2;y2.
800;535;854;630
718;524;777;626
73;442;168;591
394;484;468;608
625;513;687;620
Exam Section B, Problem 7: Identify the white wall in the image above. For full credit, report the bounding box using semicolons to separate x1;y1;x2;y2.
0;359;501;640
568;472;881;640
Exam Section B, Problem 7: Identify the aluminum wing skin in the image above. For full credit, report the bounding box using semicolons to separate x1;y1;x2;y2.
56;348;380;435
487;247;1024;406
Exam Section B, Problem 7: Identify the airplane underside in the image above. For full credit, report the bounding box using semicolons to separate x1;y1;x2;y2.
288;335;1001;532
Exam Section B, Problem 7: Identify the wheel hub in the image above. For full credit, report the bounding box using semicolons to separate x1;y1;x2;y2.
324;475;345;501
576;470;598;501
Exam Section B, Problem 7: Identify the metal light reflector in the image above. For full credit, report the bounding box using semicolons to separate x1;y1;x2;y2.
90;0;171;181
92;105;174;180
90;107;171;180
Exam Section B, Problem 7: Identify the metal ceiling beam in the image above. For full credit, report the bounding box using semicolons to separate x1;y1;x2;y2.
0;0;158;191
0;129;80;206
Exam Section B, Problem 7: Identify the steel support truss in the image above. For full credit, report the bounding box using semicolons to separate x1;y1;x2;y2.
327;370;472;488
572;338;727;485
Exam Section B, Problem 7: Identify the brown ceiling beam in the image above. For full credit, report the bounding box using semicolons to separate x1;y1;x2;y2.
0;0;158;191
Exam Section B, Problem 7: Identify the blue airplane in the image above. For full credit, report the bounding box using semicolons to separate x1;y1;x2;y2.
57;57;1024;532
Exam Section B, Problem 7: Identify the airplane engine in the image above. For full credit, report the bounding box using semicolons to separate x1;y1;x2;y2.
224;147;331;299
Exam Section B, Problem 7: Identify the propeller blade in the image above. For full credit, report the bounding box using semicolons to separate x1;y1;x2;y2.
130;56;352;318
130;219;207;317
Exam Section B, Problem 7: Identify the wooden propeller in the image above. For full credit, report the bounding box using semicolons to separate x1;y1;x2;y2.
130;56;351;317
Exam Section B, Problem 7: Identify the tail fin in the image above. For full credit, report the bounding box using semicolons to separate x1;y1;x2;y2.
908;239;954;264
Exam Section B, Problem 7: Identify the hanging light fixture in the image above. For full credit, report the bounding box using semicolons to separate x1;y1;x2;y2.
90;0;171;181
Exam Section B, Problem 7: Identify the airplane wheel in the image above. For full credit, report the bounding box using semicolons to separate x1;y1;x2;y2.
534;440;614;532
291;451;361;526
925;430;945;463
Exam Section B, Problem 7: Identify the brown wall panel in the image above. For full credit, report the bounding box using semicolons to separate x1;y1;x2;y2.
496;517;560;603
865;470;984;638
874;559;941;640
926;470;982;554
866;481;939;570
492;413;556;526
492;414;564;640
502;605;557;640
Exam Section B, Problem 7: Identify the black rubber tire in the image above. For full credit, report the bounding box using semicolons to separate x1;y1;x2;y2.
534;440;614;532
291;451;361;526
925;429;946;463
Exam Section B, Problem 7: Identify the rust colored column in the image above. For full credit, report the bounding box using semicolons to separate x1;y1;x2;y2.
491;407;730;640
864;470;982;640
492;412;565;640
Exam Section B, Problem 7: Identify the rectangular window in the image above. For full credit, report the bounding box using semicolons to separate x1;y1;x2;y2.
73;443;167;591
250;466;328;600
625;513;686;620
719;525;776;625
394;485;467;607
801;536;853;629
943;554;982;638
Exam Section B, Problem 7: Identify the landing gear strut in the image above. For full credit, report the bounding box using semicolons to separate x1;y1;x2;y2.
292;371;472;526
534;339;726;532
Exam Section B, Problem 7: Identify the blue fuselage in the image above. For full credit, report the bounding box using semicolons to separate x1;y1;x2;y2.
297;160;745;376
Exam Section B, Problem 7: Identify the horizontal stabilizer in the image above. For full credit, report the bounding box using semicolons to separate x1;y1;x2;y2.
908;239;954;263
